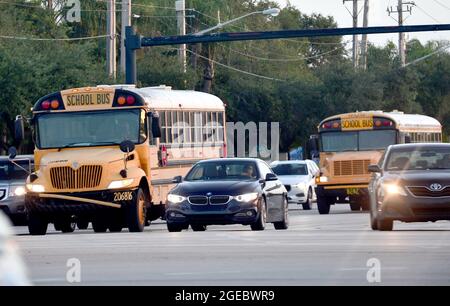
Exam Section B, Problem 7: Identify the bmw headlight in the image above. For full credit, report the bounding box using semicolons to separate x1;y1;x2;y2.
107;179;134;190
9;186;27;197
382;183;407;196
234;192;259;202
167;194;186;204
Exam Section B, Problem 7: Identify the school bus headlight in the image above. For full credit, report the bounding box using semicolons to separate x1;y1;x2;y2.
317;176;328;183
383;184;407;196
108;179;134;190
26;184;45;193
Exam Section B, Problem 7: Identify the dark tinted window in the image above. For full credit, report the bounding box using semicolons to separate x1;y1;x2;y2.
386;146;450;171
0;160;32;180
185;161;258;181
272;163;308;176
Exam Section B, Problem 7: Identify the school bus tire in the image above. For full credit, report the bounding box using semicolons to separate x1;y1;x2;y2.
28;212;48;236
126;188;147;233
317;196;331;215
92;217;108;233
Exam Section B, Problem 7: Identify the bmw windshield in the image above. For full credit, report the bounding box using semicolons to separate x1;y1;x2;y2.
185;161;258;181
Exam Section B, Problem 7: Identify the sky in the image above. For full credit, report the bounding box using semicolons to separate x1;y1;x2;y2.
275;0;450;47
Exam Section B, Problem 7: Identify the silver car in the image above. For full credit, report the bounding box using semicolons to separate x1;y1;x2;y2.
0;156;33;225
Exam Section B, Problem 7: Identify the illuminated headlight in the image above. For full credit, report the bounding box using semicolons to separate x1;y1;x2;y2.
383;183;407;196
107;179;134;190
234;192;259;202
317;176;328;183
9;186;27;197
167;194;186;204
26;184;45;193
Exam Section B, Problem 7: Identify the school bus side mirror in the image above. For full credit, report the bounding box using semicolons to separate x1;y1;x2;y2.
150;112;162;138
14;116;25;143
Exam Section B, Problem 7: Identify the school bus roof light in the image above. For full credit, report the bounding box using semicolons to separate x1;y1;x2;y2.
41;100;51;110
117;96;126;105
50;100;60;109
126;95;135;105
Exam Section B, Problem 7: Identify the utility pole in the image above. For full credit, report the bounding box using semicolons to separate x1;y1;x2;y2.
48;0;52;9
120;0;131;75
343;0;360;69
176;0;187;73
360;0;369;70
388;1;415;67
106;0;117;78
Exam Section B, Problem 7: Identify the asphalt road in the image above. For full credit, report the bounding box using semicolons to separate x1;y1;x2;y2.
13;204;450;286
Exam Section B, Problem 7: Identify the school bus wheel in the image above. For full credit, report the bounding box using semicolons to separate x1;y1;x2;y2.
28;212;49;236
126;188;147;232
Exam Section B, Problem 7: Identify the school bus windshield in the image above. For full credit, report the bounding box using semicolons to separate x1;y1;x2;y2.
321;130;396;152
36;109;146;149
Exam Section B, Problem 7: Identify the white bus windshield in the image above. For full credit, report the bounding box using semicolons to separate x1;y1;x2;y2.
37;109;145;149
321;130;396;152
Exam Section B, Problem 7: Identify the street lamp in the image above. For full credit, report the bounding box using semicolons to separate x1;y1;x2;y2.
194;8;281;36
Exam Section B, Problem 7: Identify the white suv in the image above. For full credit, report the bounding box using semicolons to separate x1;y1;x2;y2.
271;160;319;210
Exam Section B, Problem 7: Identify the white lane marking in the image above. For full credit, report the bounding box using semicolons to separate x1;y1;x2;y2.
338;267;407;271
164;270;242;276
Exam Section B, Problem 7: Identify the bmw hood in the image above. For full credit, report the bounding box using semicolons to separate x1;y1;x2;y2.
171;180;260;197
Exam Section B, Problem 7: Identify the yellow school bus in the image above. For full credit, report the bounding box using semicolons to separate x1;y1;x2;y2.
22;85;226;235
311;111;442;214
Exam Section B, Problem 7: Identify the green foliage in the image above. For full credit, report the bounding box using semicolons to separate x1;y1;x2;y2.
0;0;449;153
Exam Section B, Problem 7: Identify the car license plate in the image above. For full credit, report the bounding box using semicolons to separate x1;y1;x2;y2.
346;188;360;196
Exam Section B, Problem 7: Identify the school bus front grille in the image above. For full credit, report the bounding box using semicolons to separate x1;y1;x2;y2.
50;166;103;190
334;160;370;176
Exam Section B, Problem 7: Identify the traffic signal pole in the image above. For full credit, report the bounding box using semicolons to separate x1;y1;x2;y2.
125;24;450;84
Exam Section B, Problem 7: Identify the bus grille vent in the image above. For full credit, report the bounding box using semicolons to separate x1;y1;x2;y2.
334;160;370;176
50;166;103;190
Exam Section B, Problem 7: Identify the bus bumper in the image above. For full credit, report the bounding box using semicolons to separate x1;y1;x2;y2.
25;189;138;214
315;185;369;202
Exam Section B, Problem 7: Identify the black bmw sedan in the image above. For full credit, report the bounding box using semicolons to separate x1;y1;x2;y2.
165;158;289;232
368;143;450;231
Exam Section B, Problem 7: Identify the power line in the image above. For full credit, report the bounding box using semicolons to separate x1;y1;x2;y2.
432;0;450;11
0;34;111;41
182;49;285;82
404;44;450;68
222;43;350;62
414;3;441;23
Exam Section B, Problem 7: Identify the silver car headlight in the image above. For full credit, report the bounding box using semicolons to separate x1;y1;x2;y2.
9;186;27;197
382;183;407;196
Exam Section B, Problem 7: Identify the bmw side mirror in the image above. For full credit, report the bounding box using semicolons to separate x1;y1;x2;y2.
265;173;278;181
172;176;182;184
368;164;382;173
